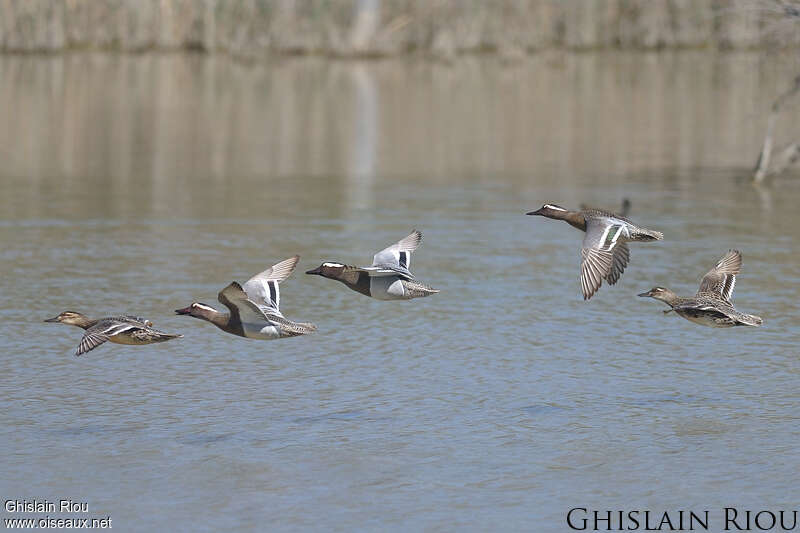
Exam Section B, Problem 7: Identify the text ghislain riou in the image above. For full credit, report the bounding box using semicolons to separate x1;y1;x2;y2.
5;499;88;513
567;508;799;531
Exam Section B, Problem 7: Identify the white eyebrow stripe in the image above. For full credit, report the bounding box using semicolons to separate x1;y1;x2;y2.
194;304;217;312
544;204;566;211
323;262;344;268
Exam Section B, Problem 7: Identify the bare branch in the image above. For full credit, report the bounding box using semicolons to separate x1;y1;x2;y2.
753;74;800;182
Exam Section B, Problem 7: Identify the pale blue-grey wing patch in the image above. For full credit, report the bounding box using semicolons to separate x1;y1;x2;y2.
697;249;741;303
219;282;272;325
371;230;422;271
600;224;627;252
583;218;627;251
234;299;274;330
358;264;414;280
243;255;299;314
246;279;281;315
581;219;624;300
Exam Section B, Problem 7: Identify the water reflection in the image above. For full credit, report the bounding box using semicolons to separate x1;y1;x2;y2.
1;51;798;195
348;63;379;208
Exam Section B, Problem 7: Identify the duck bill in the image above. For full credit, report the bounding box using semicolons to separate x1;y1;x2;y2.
43;316;60;323
637;291;652;298
526;208;545;216
305;267;322;275
174;306;192;315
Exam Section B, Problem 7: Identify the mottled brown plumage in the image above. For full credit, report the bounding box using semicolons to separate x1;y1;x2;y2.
45;311;182;356
638;250;762;328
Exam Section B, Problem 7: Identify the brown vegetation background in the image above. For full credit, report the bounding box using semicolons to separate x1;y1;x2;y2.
0;0;796;56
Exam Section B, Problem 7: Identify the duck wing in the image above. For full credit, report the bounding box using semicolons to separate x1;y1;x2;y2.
76;331;109;356
605;242;630;286
119;315;153;327
371;230;422;276
354;264;414;279
76;320;140;356
242;255;299;315
580;219;628;300
218;282;270;326
697;249;741;303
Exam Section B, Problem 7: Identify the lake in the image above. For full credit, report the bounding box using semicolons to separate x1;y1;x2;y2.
1;51;799;531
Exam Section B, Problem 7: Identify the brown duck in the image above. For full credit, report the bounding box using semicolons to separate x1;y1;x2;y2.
45;312;182;356
638;249;763;327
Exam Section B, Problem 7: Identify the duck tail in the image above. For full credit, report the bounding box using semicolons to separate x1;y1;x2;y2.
158;333;184;341
402;280;440;298
630;227;664;242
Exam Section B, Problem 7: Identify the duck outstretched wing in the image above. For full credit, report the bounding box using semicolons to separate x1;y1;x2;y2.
697;249;741;303
242;255;299;315
76;321;139;356
371;230;422;274
604;242;630;286
219;282;271;326
355;264;414;279
580;219;628;300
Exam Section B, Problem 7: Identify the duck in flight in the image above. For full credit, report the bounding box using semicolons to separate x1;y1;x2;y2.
305;230;439;300
175;255;317;339
638;249;762;327
526;204;664;300
45;312;182;356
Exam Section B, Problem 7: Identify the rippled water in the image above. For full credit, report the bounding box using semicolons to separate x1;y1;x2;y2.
1;52;799;532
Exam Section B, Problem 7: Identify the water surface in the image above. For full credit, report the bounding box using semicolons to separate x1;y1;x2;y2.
1;52;799;532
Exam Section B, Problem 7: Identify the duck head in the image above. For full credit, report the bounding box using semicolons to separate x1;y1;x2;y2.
305;262;345;279
526;203;570;218
638;286;679;305
44;311;92;327
175;302;219;320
